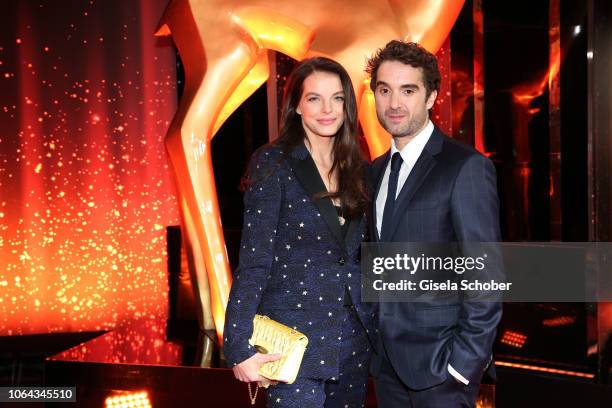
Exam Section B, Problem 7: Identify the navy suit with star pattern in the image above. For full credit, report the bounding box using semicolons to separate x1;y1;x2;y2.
224;143;375;386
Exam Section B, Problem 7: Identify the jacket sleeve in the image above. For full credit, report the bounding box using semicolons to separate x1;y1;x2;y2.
223;148;282;367
448;154;503;383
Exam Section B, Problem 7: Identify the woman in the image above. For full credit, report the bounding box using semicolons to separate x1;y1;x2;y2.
224;57;374;407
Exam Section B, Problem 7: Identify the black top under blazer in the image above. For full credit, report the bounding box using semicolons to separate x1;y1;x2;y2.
224;143;375;380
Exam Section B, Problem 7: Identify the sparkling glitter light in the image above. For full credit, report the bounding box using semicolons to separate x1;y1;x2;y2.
0;0;181;364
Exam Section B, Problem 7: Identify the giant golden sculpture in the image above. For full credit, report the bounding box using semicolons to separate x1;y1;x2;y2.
156;0;464;364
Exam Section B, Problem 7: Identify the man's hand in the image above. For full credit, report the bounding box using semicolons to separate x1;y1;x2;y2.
232;352;282;383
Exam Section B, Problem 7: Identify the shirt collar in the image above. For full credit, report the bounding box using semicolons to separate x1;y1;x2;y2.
390;120;434;163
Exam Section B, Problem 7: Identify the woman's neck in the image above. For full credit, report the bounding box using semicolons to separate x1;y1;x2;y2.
305;135;334;166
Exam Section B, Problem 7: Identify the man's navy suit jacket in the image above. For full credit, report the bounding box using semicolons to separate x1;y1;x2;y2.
224;143;375;380
369;127;502;390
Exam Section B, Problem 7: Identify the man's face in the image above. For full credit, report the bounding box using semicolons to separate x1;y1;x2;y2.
373;60;437;139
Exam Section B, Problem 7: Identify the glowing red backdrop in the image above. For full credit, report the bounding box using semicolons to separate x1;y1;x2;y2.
0;0;453;365
0;0;181;364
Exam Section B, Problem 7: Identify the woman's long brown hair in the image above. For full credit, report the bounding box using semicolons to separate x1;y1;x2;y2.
275;56;369;219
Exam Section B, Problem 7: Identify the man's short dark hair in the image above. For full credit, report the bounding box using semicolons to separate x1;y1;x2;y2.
366;40;441;97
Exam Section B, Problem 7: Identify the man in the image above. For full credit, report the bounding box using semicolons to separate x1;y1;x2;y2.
366;40;502;407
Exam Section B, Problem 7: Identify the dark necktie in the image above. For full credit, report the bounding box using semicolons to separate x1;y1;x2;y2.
380;152;403;240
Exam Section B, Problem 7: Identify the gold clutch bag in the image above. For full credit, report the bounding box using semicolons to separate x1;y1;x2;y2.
248;314;308;384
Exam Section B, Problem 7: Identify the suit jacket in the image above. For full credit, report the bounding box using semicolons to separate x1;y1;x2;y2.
224;143;375;380
369;127;502;390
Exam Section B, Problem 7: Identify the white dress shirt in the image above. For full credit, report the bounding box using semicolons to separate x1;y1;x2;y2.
374;120;470;386
375;120;434;237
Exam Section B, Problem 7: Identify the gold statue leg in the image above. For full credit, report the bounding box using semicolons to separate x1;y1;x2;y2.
160;4;268;351
180;194;215;366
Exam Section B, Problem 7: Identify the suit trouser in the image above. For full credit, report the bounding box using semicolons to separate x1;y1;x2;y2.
373;339;480;408
265;307;372;408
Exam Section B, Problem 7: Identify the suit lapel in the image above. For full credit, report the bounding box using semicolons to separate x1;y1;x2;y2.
370;151;391;242
288;145;345;248
382;128;444;241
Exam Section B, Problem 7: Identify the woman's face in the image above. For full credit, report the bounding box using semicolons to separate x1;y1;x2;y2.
296;71;345;140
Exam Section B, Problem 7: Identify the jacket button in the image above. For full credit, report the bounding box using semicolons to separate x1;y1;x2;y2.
337;257;345;266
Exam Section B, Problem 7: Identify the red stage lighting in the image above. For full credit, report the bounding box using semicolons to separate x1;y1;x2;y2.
105;390;152;408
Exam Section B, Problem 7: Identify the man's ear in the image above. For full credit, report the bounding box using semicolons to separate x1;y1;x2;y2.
426;90;438;110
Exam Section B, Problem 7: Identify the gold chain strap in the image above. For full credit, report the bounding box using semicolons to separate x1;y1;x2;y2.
247;382;259;405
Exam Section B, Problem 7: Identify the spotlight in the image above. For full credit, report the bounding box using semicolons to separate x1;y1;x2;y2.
500;330;527;349
542;315;576;327
105;391;152;408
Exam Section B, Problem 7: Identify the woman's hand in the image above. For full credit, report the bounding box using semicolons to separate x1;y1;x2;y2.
232;352;282;383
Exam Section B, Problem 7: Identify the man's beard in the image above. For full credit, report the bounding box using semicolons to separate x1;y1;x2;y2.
378;109;428;138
